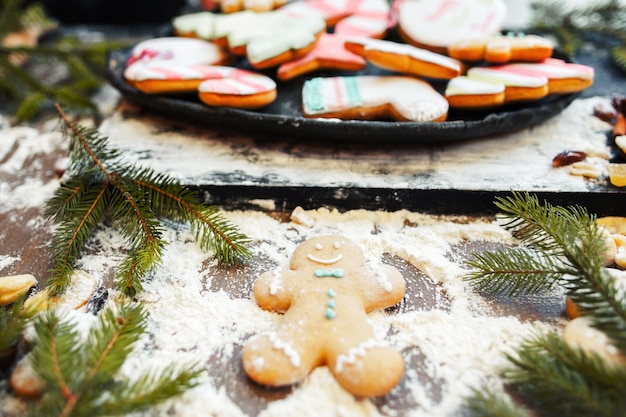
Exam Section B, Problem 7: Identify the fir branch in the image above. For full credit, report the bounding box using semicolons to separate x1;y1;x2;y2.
530;0;626;58
0;295;28;360
28;303;202;417
613;45;626;74
465;385;531;417
0;0;129;121
465;192;626;352
45;105;251;297
503;332;626;417
464;192;626;416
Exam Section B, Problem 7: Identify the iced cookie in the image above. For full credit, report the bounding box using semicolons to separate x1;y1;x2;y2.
222;11;326;69
466;66;549;103
276;0;391;80
173;10;325;69
219;0;288;13
281;0;391;37
445;76;506;109
492;58;594;94
197;66;277;109
345;37;464;80
302;75;449;122
124;37;229;94
242;236;405;397
397;0;507;53
448;33;554;63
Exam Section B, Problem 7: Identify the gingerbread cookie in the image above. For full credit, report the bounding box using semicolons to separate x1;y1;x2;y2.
276;0;391;80
492;58;594;95
197;66;277;109
302;75;449;122
444;76;505;109
242;236;405;397
448;33;554;64
397;0;507;53
124;37;229;94
466;65;549;103
345;37;464;80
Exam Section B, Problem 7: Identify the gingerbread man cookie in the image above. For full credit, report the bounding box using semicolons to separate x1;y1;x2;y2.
242;235;405;397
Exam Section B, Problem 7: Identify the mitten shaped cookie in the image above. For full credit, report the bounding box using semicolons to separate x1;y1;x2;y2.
242;235;406;397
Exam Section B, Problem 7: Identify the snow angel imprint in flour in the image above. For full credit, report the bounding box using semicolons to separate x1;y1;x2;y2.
242;235;406;397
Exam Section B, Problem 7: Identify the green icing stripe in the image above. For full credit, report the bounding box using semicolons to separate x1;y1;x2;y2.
303;78;325;112
343;77;362;107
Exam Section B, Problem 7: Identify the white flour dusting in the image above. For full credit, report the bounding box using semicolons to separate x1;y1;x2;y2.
0;105;580;416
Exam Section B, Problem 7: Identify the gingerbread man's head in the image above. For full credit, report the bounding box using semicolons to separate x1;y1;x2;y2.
290;235;365;271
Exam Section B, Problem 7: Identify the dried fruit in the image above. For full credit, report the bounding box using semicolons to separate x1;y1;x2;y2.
552;150;587;167
593;102;618;123
607;163;626;187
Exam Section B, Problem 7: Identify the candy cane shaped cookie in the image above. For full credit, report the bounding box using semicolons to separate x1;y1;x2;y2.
302;75;449;122
492;58;594;94
397;0;507;53
277;0;391;80
124;38;229;93
198;67;277;109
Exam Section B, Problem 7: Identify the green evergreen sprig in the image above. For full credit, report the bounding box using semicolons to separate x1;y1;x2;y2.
45;105;252;297
0;0;128;121
0;295;27;361
28;302;202;417
464;192;626;416
465;191;626;351
530;0;626;73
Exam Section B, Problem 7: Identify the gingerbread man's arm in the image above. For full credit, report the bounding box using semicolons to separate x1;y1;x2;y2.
252;269;295;313
357;264;406;313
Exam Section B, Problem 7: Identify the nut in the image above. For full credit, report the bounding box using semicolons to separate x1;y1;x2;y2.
563;316;626;368
0;274;37;306
10;355;45;399
597;216;626;235
569;161;602;179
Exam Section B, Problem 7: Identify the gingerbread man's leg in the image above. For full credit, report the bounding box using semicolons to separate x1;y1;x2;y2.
242;326;323;387
327;333;404;397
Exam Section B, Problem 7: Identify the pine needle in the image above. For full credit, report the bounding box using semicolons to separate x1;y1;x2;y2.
27;303;203;417
45;105;252;297
464;192;626;416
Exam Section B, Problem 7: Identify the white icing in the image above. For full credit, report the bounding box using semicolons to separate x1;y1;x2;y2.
445;76;505;96
398;0;507;48
127;37;223;67
467;66;548;88
221;11;325;64
268;332;301;368
335;339;386;373
307;253;343;264
172;12;216;39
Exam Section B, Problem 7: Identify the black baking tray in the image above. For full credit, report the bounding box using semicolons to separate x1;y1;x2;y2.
106;46;580;144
